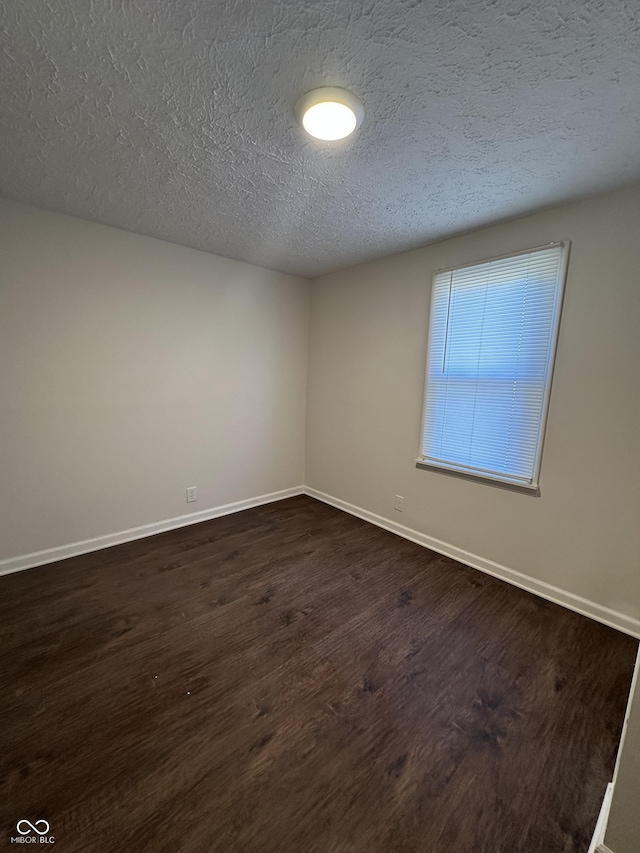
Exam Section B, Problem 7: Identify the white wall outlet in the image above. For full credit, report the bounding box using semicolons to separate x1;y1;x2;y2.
186;486;197;503
394;494;404;512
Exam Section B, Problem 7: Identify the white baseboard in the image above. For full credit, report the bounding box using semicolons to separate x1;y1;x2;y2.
303;487;640;639
593;645;640;853
612;644;640;786
589;783;614;853
0;486;305;577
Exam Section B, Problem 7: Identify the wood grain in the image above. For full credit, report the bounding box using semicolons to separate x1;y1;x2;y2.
0;496;636;852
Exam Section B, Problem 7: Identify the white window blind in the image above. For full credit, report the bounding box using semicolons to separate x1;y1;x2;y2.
419;243;568;488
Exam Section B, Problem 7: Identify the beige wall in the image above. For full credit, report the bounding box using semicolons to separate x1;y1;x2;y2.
0;200;309;561
306;184;640;624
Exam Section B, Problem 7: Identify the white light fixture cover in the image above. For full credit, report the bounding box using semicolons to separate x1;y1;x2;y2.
295;87;364;141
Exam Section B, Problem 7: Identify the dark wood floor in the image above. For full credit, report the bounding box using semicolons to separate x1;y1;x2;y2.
0;496;636;853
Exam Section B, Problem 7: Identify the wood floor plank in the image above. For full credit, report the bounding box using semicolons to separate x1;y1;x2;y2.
0;495;636;852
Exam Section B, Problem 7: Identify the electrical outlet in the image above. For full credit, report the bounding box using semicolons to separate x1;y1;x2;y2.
394;494;404;512
186;486;197;503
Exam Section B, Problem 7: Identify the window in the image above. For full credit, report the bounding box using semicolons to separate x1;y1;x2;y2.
418;243;568;490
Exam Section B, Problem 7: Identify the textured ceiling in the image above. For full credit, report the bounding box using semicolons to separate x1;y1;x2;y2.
1;0;640;278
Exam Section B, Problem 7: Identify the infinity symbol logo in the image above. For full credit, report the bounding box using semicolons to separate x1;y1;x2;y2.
16;820;50;836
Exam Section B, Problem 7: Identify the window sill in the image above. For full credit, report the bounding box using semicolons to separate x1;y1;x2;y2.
414;458;541;496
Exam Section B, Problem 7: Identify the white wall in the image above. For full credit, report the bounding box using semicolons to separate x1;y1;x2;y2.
0;200;309;562
306;184;640;625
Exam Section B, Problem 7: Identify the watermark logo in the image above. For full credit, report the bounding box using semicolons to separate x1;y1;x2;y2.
16;822;49;836
10;820;55;844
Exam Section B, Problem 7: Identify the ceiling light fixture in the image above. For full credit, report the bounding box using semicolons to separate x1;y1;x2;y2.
295;87;364;141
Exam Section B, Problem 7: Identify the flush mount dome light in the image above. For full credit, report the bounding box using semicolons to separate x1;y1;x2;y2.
295;87;364;141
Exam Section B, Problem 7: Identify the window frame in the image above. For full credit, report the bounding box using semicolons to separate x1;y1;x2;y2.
416;241;570;492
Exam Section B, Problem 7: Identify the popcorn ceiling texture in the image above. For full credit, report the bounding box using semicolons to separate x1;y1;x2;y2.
1;0;639;277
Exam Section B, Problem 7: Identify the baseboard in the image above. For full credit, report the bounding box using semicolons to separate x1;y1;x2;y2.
0;486;305;577
303;487;640;639
612;644;640;786
589;783;614;853
591;644;640;852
